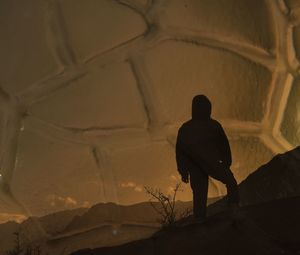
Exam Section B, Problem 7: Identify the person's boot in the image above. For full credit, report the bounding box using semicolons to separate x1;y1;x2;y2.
192;215;206;224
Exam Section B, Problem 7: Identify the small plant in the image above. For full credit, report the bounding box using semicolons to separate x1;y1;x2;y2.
144;182;191;228
6;232;22;255
6;232;42;255
24;245;42;255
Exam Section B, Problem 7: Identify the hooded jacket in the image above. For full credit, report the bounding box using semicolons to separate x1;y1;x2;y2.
176;95;232;177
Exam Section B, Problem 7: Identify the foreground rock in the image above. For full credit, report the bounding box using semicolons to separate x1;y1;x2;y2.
209;146;300;214
71;196;300;255
0;207;87;255
0;201;196;255
1;147;300;254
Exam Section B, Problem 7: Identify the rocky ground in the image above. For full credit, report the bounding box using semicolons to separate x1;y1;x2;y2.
71;196;300;255
1;146;300;255
70;146;300;255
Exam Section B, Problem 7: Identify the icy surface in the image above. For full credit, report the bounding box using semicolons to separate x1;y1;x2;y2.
0;0;58;94
60;0;147;60
0;0;298;223
30;63;148;129
143;41;271;122
161;0;275;50
281;78;300;146
11;129;101;215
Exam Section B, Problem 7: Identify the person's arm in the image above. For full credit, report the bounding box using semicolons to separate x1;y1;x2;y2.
175;129;189;183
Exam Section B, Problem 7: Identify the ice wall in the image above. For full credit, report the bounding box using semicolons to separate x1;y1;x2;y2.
0;0;299;219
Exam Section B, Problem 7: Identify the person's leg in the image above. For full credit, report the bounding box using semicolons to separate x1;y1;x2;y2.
190;170;209;219
206;165;239;205
224;169;239;205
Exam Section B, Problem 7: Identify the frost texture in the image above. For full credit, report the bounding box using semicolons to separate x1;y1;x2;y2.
0;0;298;219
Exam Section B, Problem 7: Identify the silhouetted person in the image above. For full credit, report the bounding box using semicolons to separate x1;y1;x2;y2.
176;95;239;220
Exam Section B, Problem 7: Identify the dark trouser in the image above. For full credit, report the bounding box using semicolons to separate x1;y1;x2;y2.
189;166;239;219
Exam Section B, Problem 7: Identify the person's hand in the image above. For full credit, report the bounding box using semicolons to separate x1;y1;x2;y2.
181;175;189;183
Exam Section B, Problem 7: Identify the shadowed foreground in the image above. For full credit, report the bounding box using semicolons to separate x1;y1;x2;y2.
71;196;300;255
2;147;300;255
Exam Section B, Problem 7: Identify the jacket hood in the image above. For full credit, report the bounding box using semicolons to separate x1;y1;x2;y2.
192;95;212;120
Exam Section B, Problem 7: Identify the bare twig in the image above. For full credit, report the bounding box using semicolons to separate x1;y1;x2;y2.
144;182;185;228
